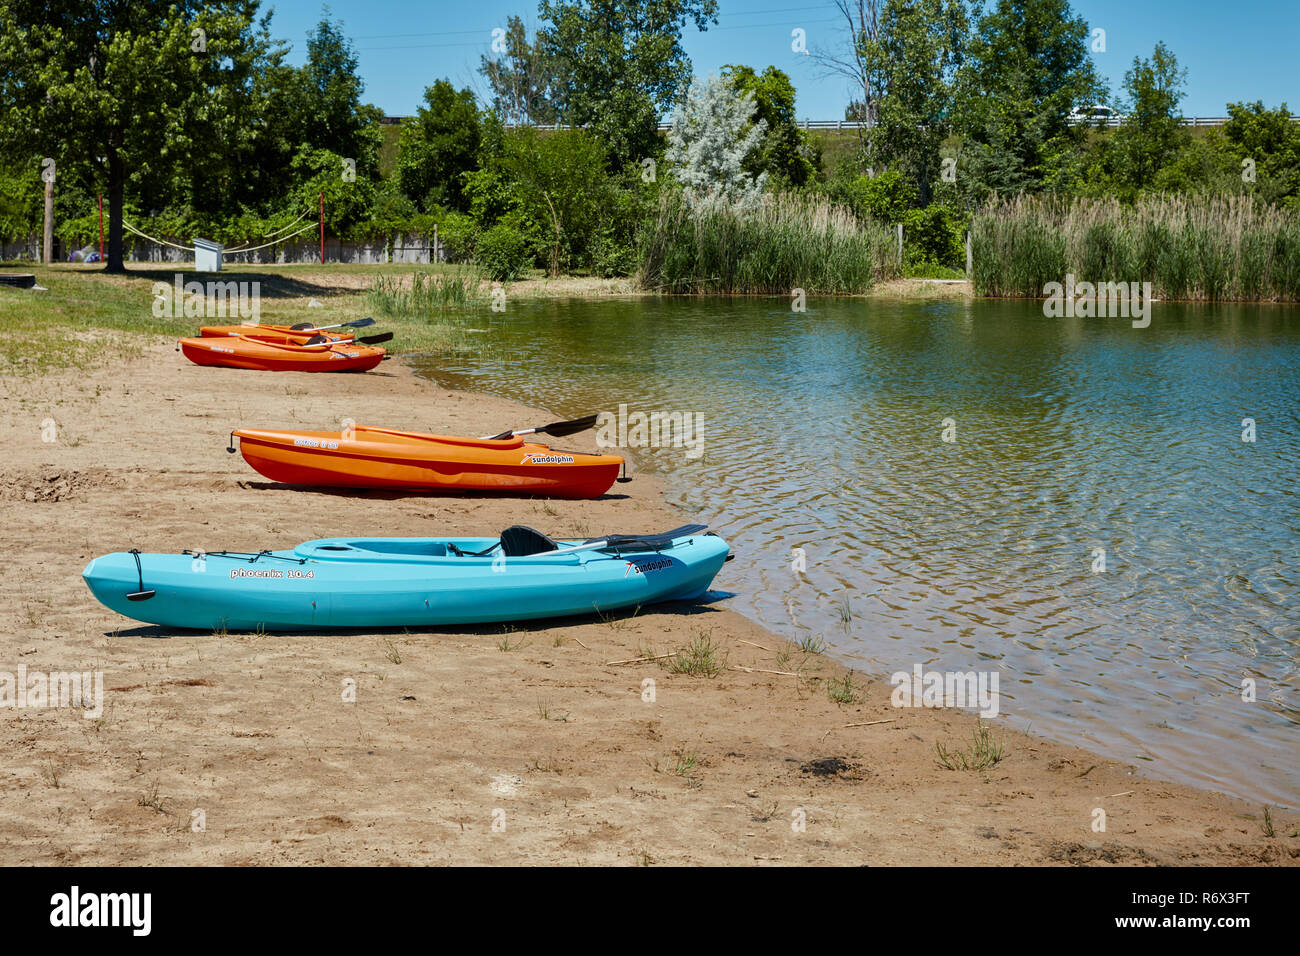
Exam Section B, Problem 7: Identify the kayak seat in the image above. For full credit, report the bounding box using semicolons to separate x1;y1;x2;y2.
499;525;560;557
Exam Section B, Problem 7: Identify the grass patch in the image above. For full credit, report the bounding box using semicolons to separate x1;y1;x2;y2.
835;597;853;626
366;267;486;315
137;785;168;814
497;632;527;652
536;698;569;722
670;751;698;776
903;261;966;279
0;262;502;373
382;637;402;665
797;634;827;655
826;671;863;705
935;720;1006;771
664;632;727;678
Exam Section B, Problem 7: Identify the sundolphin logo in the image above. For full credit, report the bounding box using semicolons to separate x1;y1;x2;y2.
49;886;151;936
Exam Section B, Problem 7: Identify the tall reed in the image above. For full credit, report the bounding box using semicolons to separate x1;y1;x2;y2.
971;194;1300;301
367;269;484;317
638;191;898;294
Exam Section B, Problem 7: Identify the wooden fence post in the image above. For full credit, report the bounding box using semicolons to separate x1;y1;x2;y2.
43;177;54;264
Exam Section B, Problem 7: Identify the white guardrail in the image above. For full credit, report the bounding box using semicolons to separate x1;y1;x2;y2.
382;116;1300;130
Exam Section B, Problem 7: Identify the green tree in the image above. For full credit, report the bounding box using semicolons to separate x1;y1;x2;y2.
294;16;383;174
0;0;275;271
395;80;482;212
721;65;818;187
291;145;377;236
954;0;1105;195
497;129;611;275
0;160;41;242
1222;100;1300;205
1109;41;1187;195
1148;133;1240;197
479;15;565;125
537;0;718;167
865;0;967;204
219;14;380;221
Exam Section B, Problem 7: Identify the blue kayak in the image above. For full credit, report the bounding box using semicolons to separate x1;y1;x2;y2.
82;524;730;631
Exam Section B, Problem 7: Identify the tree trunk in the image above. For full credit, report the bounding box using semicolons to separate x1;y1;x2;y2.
542;191;561;278
104;150;125;273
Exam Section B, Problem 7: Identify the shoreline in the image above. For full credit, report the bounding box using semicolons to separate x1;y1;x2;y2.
0;339;1295;865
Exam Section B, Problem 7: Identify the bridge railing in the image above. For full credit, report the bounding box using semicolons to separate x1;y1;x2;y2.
382;116;1300;131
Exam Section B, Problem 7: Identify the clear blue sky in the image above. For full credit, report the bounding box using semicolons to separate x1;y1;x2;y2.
264;0;1299;119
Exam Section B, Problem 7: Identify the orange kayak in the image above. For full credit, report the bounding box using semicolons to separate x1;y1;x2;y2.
179;335;384;372
231;425;624;498
200;323;354;345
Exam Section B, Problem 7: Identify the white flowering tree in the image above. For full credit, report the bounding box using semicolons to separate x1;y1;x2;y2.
666;74;768;209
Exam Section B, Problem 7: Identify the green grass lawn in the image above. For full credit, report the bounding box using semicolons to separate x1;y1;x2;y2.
0;261;511;374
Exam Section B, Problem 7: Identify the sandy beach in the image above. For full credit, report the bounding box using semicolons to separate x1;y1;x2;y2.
0;338;1294;866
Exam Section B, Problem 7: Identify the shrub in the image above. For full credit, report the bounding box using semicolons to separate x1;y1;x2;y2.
474;223;531;281
436;211;477;262
902;203;967;268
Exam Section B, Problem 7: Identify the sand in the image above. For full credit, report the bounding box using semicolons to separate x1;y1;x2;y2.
0;339;1294;866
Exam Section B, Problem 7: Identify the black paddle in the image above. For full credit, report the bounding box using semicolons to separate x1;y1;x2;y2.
483;413;601;441
290;317;376;333
303;331;392;346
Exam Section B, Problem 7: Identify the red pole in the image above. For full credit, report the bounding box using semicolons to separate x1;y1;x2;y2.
98;194;103;261
319;191;324;264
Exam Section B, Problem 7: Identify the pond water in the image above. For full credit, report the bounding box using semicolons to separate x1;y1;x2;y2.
414;295;1299;806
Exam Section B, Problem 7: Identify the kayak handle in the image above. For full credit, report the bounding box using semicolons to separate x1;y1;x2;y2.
226;431;237;454
125;549;156;601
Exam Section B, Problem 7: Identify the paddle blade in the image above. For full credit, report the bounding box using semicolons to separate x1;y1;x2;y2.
341;317;376;329
357;331;393;345
538;414;600;438
486;414;600;442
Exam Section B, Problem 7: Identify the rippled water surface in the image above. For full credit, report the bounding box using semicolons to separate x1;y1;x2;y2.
415;297;1299;805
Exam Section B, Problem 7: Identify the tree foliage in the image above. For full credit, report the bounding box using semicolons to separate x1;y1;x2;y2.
954;0;1104;196
1108;42;1188;195
479;15;565;125
395;80;481;213
722;65;817;188
866;0;967;204
666;74;768;210
536;0;718;167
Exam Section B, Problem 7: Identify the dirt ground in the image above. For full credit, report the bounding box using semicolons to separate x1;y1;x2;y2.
0;339;1294;865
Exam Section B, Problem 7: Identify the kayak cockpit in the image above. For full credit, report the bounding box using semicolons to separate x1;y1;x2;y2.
294;524;712;564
